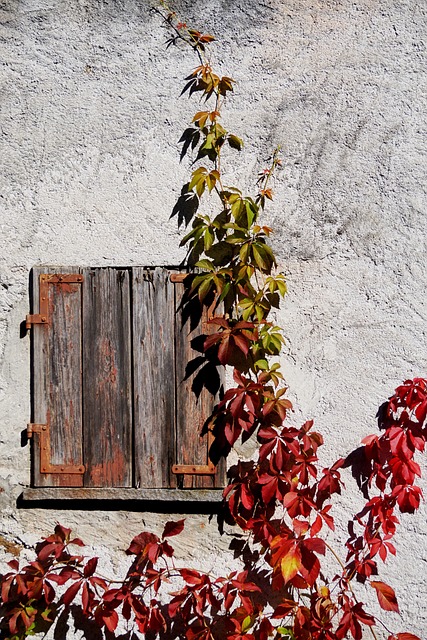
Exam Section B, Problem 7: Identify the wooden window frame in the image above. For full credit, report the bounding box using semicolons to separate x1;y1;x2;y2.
22;266;225;503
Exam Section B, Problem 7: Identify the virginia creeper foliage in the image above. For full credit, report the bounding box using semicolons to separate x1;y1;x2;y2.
0;4;424;640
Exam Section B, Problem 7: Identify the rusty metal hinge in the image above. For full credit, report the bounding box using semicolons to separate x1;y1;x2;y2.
172;431;216;476
172;462;216;475
27;423;85;475
26;273;83;329
170;273;188;283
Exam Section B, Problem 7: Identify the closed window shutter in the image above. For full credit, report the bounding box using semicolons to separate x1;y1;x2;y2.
133;267;177;489
29;266;226;493
173;274;225;489
82;268;133;488
30;267;84;488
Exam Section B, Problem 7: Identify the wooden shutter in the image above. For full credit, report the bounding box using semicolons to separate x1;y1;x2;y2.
29;266;225;493
133;267;177;489
173;276;225;488
82;268;133;487
29;267;84;488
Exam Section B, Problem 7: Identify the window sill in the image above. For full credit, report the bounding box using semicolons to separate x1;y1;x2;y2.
20;487;224;503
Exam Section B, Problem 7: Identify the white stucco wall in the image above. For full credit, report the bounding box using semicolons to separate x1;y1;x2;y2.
1;0;426;637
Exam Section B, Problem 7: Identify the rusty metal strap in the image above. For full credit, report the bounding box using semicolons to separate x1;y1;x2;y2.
26;274;83;328
27;423;85;475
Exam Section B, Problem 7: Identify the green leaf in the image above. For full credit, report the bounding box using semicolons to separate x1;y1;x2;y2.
255;304;265;322
277;280;287;296
252;244;268;271
206;171;220;193
228;134;243;150
241;615;252;632
239;243;250;264
204;228;214;251
188;168;208;195
197;276;213;302
195;259;215;271
245;198;258;227
255;359;269;370
231;198;244;220
218;281;231;303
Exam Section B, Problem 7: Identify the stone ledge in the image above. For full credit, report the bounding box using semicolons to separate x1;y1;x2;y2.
20;487;224;503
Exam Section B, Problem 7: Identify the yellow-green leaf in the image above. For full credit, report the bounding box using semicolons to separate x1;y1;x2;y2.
281;547;302;583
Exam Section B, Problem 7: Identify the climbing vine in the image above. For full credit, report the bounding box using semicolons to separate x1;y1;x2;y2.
0;4;424;640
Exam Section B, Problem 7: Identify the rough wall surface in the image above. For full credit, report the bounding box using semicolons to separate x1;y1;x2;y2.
1;0;426;637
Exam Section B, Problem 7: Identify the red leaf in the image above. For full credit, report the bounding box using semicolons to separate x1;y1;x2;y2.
103;609;119;632
69;537;85;547
43;581;56;604
179;568;202;585
241;484;254;510
82;582;91;613
48;568;80;585
147;542;161;564
84;556;98;577
62;580;82;605
54;524;71;541
233;333;250;356
161;540;175;557
394;634;422;640
162;519;185;538
310;515;322;536
37;542;59;562
371;580;399;613
126;532;159;556
272;599;297;617
303;537;325;555
149;605;166;632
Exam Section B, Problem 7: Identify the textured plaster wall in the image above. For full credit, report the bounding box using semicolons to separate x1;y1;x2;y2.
1;0;426;636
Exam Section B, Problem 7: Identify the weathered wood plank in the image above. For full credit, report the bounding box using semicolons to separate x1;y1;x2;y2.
133;267;176;488
174;281;219;488
21;487;224;502
31;267;83;487
82;268;132;487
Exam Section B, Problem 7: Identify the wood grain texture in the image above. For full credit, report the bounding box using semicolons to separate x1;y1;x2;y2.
174;281;216;488
82;268;132;487
133;267;176;488
31;267;83;487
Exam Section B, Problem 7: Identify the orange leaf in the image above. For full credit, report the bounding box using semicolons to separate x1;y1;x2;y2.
280;546;301;583
371;580;399;612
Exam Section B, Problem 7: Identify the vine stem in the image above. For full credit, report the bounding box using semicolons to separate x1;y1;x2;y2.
324;542;379;640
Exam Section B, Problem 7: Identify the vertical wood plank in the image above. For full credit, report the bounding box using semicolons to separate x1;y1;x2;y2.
133;268;176;488
82;268;132;487
174;280;224;488
31;267;83;487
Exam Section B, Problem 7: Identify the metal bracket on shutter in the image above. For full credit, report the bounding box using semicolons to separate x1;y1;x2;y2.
170;273;188;283
27;423;85;475
26;274;84;329
172;463;216;475
172;432;216;476
170;272;215;329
